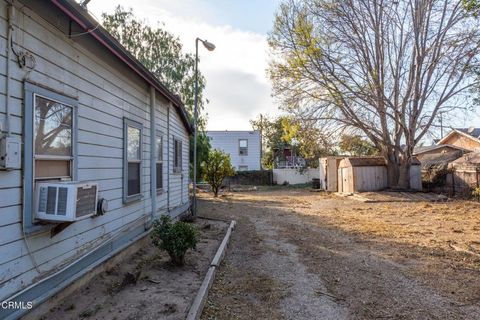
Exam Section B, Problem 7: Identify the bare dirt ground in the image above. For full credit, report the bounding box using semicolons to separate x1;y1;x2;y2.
199;188;480;320
39;218;228;320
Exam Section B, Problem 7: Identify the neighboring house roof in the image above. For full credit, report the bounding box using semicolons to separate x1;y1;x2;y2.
413;144;470;155
456;127;480;138
50;0;193;134
451;152;480;165
420;151;463;170
436;128;480;147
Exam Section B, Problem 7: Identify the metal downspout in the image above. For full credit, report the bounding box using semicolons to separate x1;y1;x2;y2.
5;2;14;137
167;103;171;213
149;86;157;224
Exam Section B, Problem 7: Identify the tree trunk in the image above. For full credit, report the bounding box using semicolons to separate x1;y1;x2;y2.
169;253;185;266
397;161;411;190
385;152;399;187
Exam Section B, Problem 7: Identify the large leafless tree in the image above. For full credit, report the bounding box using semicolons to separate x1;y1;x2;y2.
269;0;480;188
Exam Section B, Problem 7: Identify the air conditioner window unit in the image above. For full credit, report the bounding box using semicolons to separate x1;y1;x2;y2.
35;182;98;222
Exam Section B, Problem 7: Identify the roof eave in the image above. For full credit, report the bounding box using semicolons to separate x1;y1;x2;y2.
437;129;480;146
50;0;193;135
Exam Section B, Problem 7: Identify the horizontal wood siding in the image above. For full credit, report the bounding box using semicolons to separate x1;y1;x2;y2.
168;102;190;209
206;131;261;170
0;2;189;301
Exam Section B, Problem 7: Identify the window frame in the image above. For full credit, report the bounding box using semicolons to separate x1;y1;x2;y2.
239;139;248;156
33;93;75;181
156;130;163;192
173;137;182;174
123;118;143;203
23;82;78;234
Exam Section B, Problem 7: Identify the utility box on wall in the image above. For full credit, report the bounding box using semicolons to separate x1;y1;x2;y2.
0;136;21;170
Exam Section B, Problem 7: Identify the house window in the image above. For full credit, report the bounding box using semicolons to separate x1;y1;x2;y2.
34;95;74;181
239;139;248;156
173;138;182;173
124;118;143;203
238;165;248;171
156;133;163;190
23;82;78;234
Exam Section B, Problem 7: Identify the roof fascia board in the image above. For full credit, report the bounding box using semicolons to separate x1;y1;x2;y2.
437;129;480;146
50;0;193;135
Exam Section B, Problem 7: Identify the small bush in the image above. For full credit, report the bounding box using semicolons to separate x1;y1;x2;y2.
202;149;235;197
472;186;480;201
151;215;197;266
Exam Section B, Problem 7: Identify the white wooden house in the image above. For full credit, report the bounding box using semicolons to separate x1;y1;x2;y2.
0;1;191;318
206;130;261;171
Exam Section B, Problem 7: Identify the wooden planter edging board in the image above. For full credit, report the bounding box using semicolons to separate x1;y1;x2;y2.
186;220;236;320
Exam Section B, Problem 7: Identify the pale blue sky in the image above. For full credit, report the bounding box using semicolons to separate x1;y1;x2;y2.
90;0;281;131
88;0;479;136
184;0;281;34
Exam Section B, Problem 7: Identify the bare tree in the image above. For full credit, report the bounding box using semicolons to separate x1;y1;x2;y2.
269;0;480;188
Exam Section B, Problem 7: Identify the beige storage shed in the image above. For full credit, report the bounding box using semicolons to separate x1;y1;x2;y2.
338;157;422;193
338;157;388;193
319;157;345;191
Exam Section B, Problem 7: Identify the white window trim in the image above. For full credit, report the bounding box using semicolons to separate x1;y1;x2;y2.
173;136;183;174
123;118;143;203
156;131;164;192
33;93;75;182
23;82;78;234
239;139;248;156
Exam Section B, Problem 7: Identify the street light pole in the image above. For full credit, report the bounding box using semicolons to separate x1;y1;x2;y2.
193;39;199;218
193;38;215;217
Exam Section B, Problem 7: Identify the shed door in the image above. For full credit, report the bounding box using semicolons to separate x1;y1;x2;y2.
338;167;347;193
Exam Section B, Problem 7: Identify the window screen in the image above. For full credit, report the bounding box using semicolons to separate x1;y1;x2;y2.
124;119;142;202
173;138;182;173
156;134;163;189
34;95;73;180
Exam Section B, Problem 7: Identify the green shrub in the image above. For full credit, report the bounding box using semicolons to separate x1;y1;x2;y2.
202;149;235;197
472;186;480;201
151;215;197;266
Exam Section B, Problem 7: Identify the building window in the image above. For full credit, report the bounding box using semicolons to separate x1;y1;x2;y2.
239;139;248;156
34;95;74;181
124;118;143;203
173;137;182;173
156;132;163;190
24;83;78;234
238;165;248;171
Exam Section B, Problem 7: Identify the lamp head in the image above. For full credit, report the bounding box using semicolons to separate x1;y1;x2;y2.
202;40;216;51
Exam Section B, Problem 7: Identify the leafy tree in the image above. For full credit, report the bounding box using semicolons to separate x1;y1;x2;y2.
464;0;480;15
339;135;379;156
251;114;334;168
190;133;211;181
101;6;210;180
202;150;235;197
269;0;480;188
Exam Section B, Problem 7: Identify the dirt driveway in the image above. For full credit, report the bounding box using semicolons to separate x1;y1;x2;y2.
198;188;480;320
